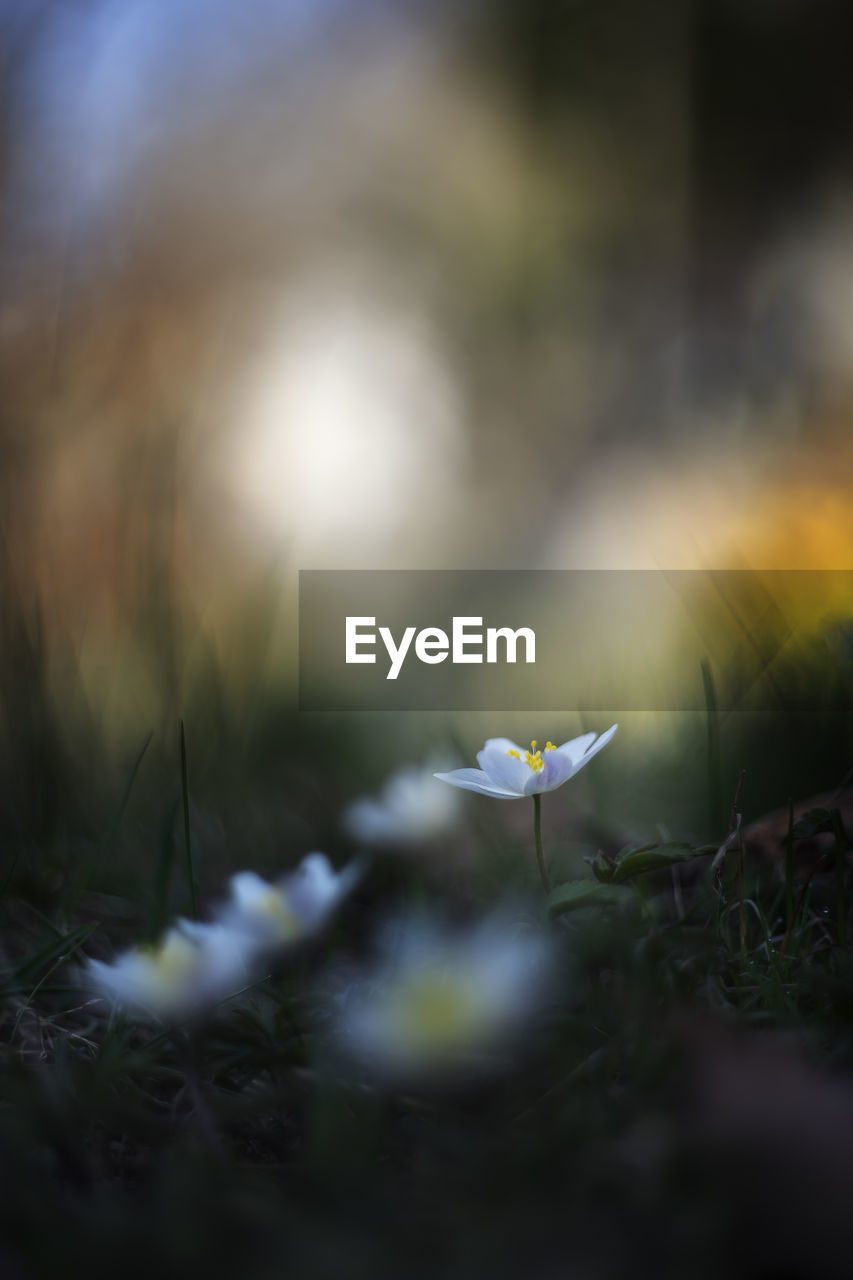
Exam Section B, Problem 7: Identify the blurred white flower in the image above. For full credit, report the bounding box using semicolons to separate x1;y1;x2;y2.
434;726;618;799
84;921;254;1022
343;762;463;846
84;853;361;1022
217;853;362;949
333;914;555;1081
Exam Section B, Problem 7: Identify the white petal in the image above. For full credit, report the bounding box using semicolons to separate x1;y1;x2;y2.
343;797;395;844
85;956;123;1002
576;723;618;766
433;768;521;799
284;852;361;931
342;764;462;845
228;871;276;912
476;742;530;794
479;737;525;756
558;724;618;767
177;919;259;994
556;731;598;763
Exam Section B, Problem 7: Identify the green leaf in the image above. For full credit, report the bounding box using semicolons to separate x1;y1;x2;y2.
547;879;631;917
610;842;702;883
591;852;616;883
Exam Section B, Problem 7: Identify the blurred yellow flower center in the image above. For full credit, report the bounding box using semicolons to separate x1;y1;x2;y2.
394;973;475;1050
506;740;556;773
144;935;199;983
254;889;301;940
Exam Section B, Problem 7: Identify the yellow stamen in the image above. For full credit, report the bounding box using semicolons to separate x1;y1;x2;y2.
506;739;555;773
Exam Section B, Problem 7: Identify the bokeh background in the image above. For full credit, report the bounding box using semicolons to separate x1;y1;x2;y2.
1;0;853;878
5;6;853;1278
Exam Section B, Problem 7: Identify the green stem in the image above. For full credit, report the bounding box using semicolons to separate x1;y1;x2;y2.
533;793;550;892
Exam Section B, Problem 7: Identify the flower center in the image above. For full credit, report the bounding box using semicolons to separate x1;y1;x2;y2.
506;740;556;773
143;935;200;984
392;971;476;1051
255;889;302;940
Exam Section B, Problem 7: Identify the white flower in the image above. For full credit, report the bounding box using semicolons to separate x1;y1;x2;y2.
434;726;618;799
334;914;554;1080
83;853;361;1022
84;921;255;1022
342;762;463;846
217;853;362;949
